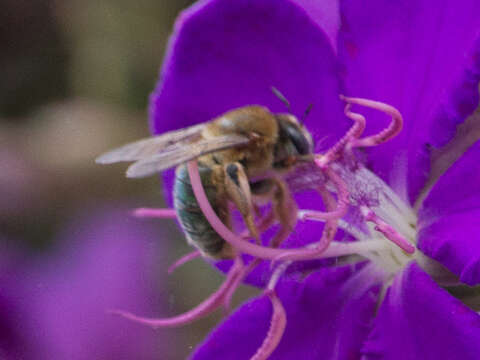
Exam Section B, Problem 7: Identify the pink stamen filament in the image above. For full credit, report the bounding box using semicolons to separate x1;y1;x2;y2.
299;166;349;221
319;240;389;258
132;207;177;219
109;256;244;328
272;172;342;264
361;207;415;254
341;96;403;148
167;250;202;274
250;290;287;360
187;160;341;262
223;258;262;314
318;100;366;166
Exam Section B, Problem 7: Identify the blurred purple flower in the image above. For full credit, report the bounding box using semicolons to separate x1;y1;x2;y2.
0;208;172;360
124;0;480;358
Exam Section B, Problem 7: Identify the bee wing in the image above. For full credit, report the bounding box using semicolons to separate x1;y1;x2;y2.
126;134;250;178
95;123;206;164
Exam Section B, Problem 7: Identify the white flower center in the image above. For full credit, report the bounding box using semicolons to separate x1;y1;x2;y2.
299;164;420;278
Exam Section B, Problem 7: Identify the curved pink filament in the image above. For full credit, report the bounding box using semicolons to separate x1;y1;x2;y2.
342;96;403;147
223;258;262;314
272;166;345;264
299;166;349;221
167;250;202;274
132;207;177;219
318;99;367;166
109;257;244;328
273;182;339;264
250;290;287;360
187;161;336;261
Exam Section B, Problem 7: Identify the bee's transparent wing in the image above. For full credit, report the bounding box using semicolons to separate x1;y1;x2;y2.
95;123;206;164
126;134;250;178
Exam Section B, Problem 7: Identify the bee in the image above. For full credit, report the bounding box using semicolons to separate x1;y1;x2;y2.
96;105;314;259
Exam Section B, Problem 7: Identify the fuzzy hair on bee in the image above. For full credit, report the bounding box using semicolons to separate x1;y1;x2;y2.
96;104;314;259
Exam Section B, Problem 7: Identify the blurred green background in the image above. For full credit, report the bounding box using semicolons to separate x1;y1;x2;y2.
0;1;257;358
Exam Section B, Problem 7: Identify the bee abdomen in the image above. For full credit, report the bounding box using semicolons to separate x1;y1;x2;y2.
174;163;228;258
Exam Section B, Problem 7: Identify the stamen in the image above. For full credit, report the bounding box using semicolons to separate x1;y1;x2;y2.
223;258;262;314
319;240;390;258
361;207;415;254
109;256;244;328
132;207;177;219
250;290;286;360
187;161;335;261
299;166;349;221
299;212;369;242
341;96;403;148
317;100;366;167
272;170;343;264
167;250;202;274
268;260;292;291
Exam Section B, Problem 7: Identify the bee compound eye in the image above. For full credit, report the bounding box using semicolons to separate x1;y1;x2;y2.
282;122;311;155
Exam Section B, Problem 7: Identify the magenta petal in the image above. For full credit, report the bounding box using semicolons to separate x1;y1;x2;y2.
151;0;346;141
339;1;480;201
362;262;480;359
193;265;381;359
418;141;480;285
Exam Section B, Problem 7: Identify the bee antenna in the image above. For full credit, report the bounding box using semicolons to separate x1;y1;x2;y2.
300;103;313;124
271;86;291;112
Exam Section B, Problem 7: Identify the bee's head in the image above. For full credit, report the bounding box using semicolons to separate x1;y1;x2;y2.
274;114;314;167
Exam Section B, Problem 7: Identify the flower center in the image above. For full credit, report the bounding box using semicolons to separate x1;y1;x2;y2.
328;164;418;276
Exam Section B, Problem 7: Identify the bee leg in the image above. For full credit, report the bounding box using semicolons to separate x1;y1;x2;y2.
223;162;260;243
270;177;297;247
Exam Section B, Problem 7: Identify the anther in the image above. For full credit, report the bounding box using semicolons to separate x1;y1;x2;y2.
361;207;415;254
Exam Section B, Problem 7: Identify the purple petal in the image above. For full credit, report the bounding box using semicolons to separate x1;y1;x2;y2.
362;262;480;359
12;208;173;360
151;0;345;137
339;1;480;202
418;141;480;285
194;264;382;359
292;0;340;52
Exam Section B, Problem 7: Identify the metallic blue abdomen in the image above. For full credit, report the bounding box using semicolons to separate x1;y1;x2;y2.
173;163;226;257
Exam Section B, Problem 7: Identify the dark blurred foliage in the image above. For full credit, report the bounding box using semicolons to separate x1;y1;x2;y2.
0;0;69;118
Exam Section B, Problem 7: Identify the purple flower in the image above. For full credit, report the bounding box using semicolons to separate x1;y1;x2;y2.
0;208;173;360
108;0;480;359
